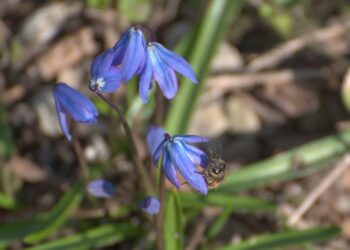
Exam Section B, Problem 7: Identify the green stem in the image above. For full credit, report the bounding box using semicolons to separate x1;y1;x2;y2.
96;92;154;194
165;0;244;134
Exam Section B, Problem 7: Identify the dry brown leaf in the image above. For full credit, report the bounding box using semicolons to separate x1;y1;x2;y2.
20;2;82;47
9;156;47;183
36;27;98;80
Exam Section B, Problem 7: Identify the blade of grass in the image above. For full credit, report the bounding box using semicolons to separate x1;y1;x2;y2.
25;223;142;250
0;183;83;244
24;183;84;244
218;227;340;250
207;203;234;239
165;0;244;134
164;191;183;250
219;129;350;192
180;193;275;212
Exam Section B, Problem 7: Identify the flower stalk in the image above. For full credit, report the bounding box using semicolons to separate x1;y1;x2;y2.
95;92;154;194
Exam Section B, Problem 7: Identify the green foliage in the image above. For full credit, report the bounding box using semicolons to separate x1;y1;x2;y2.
165;0;245;134
118;0;151;23
86;0;111;9
220;129;350;192
207;203;234;239
218;227;340;250
180;192;276;212
0;105;15;158
0;192;16;210
24;223;142;250
164;191;183;250
0;183;84;244
258;3;293;37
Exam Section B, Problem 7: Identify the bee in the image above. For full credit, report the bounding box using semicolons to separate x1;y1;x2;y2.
201;150;226;189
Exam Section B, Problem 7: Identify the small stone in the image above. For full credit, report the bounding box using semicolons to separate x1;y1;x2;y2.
226;95;261;134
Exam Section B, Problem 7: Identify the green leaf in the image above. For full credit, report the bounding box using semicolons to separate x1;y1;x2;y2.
207;203;233;239
218;227;340;250
165;0;244;134
0;105;15;158
164;191;183;250
87;0;111;9
25;223;141;250
258;3;292;37
0;183;84;244
24;183;84;243
219;129;350;192
180;193;275;212
0;192;16;210
118;0;151;22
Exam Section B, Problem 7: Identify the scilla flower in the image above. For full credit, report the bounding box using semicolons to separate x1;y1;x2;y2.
148;126;209;194
113;26;146;82
53;83;98;141
87;179;116;198
139;42;197;102
139;196;160;215
89;49;122;93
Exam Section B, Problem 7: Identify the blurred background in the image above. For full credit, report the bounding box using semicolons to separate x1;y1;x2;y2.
1;0;350;249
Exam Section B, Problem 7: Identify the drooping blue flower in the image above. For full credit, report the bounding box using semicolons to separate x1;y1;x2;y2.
146;125;166;156
139;42;197;102
89;49;123;93
53;83;98;141
87;179;116;198
113;26;147;82
139;196;160;215
148;126;209;194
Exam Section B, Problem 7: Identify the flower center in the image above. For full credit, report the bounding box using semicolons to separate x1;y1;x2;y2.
164;133;173;142
89;78;105;93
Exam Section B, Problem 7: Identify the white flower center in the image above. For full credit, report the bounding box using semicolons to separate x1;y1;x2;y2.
89;78;105;92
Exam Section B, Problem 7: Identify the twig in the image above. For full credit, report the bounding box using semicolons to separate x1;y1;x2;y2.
186;215;209;250
72;137;89;180
202;68;332;104
288;154;350;226
95;92;154;194
247;19;350;72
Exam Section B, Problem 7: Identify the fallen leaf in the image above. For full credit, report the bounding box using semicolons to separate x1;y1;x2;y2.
9;156;47;183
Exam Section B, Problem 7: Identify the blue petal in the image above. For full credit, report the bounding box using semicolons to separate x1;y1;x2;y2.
87;179;116;198
91;49;115;78
53;90;72;141
146;125;166;157
148;46;178;99
174;135;209;144
153;138;167;167
162;149;180;188
180;141;209;168
121;29;146;81
112;28;131;65
100;67;123;92
153;43;197;83
169;142;207;194
140;196;160;215
139;53;153;103
54;83;98;123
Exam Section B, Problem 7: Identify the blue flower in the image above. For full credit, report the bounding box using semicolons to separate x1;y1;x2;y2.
89;49;123;93
87;179;116;198
53;83;98;141
113;27;147;82
146;125;166;157
139;42;197;102
148;126;208;194
139;196;160;215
